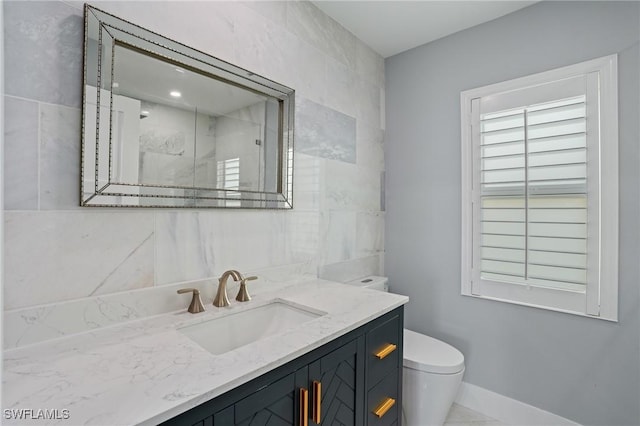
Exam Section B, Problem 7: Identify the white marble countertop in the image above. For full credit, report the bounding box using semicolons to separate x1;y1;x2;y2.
3;279;408;425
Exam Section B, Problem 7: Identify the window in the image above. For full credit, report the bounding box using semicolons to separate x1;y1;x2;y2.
217;157;241;207
287;147;294;203
460;55;618;321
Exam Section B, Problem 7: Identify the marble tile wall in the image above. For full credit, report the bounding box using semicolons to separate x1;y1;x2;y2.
3;0;386;348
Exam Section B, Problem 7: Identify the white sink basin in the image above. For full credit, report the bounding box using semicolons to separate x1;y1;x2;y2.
178;301;324;355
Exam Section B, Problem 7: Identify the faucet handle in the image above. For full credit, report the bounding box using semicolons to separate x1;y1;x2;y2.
177;288;205;314
236;276;258;302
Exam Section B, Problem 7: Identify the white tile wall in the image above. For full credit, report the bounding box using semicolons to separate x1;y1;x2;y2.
39;103;81;209
323;159;382;211
4;211;155;309
4;97;38;209
3;0;386;348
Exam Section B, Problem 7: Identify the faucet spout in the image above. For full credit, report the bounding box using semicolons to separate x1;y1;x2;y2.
213;270;243;307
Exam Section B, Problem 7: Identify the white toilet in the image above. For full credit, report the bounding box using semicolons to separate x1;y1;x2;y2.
346;276;465;426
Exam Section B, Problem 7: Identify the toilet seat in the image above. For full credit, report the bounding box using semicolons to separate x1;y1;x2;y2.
403;329;465;374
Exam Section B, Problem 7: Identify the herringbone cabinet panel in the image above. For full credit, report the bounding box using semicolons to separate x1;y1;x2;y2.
309;339;364;426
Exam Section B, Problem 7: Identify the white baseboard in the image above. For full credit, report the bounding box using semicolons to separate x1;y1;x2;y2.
455;381;581;426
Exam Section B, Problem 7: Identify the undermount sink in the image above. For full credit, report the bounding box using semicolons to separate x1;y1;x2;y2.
178;301;325;355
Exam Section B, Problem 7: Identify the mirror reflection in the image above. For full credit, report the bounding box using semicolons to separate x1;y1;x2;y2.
81;5;294;208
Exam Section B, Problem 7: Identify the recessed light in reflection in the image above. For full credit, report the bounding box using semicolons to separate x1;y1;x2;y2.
170;91;181;98
175;68;185;73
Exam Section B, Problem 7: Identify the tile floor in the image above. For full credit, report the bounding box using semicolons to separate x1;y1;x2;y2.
443;403;506;426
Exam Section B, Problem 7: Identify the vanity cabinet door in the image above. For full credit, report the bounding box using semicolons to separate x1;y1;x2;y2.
308;338;365;426
366;315;401;389
214;367;308;426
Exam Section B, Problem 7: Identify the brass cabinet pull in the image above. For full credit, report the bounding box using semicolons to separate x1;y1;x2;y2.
312;380;322;424
299;388;309;426
374;343;397;359
373;397;396;418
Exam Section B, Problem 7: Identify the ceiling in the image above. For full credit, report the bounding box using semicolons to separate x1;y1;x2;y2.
114;45;266;116
312;1;539;58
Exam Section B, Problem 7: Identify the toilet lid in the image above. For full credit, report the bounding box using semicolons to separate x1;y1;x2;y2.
403;329;465;374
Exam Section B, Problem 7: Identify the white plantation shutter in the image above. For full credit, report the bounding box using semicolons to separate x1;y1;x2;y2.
461;55;618;320
217;158;241;207
287;147;294;202
479;96;588;292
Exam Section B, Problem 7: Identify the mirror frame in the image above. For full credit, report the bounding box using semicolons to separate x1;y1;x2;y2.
81;4;295;209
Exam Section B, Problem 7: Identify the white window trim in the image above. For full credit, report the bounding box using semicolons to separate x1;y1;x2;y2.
460;55;619;321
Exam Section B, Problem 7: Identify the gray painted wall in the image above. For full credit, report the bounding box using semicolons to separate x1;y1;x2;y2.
385;2;639;425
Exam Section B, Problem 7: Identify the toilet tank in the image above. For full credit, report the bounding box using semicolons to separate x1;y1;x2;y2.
346;276;389;292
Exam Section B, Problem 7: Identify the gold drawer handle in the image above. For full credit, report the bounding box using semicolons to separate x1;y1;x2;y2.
312;380;322;424
299;388;308;426
373;397;396;418
374;343;397;359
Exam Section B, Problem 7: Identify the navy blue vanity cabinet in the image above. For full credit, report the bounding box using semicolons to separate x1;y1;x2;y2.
160;307;403;426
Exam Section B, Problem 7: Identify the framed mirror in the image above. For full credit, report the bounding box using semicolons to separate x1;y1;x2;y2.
82;4;294;208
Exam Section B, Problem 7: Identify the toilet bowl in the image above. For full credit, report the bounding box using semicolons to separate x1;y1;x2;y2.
346;276;465;426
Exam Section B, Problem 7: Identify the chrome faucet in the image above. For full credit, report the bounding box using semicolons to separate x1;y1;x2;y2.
213;270;243;307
